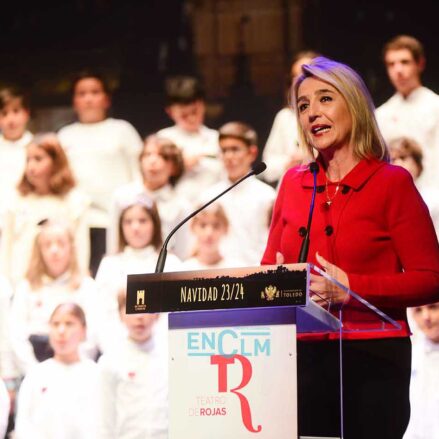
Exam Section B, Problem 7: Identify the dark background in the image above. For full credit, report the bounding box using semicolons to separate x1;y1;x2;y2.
1;0;437;146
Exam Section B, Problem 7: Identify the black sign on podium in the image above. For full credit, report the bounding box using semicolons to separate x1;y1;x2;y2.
126;263;310;314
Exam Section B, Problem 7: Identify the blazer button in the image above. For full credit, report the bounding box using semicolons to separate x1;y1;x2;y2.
298;226;307;237
316;186;324;193
325;225;334;236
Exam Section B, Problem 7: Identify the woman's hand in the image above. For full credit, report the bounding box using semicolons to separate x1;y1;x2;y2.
274;251;349;306
310;252;350;306
276;252;285;264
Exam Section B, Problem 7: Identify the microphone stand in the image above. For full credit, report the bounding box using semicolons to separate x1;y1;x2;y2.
298;162;319;263
155;162;267;273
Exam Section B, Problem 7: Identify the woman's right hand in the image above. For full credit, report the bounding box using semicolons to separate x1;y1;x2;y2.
276;252;285;264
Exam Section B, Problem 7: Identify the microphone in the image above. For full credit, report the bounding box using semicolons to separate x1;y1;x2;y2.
297;162;319;263
155;161;267;273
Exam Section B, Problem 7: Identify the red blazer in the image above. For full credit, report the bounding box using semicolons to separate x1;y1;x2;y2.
261;158;439;340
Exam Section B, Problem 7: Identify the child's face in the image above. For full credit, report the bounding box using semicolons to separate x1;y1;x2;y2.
140;141;174;190
25;144;54;193
192;212;227;252
166;100;205;133
49;310;85;363
0;99;29;141
219;138;258;182
385;49;422;96
412;303;439;343
389;147;421;180
121;310;158;343
122;205;154;249
73;77;110;123
39;226;72;278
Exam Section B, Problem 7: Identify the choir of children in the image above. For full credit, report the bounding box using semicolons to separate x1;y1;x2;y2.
0;36;438;437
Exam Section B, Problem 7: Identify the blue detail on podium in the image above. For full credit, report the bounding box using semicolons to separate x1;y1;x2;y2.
169;302;340;333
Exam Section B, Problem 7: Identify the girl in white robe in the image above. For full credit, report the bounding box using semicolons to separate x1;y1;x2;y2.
15;303;100;439
0;133;90;286
96;194;180;352
107;134;190;259
10;220;98;375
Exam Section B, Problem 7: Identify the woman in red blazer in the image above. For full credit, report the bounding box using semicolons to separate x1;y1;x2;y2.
262;57;439;439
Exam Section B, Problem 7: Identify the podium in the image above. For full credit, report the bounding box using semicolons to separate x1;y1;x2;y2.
126;263;400;439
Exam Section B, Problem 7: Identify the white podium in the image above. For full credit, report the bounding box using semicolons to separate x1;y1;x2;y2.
126;263;399;439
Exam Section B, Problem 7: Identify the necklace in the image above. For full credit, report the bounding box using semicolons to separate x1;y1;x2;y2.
325;178;340;206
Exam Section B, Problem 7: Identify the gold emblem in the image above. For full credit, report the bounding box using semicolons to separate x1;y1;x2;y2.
137;290;145;305
134;290;147;311
261;285;279;301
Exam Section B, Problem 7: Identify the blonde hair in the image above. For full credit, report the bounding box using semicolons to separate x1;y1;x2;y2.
191;204;229;257
26;219;82;290
292;57;389;162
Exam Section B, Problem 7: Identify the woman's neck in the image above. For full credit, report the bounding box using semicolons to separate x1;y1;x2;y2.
321;146;359;181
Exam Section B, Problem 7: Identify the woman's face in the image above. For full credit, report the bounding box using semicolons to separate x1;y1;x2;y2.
297;77;352;156
192;211;227;253
25;144;54;193
39;226;72;278
140;142;174;190
121;205;154;249
49;309;85;363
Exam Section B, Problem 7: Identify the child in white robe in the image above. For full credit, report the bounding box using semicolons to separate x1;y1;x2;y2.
157;76;223;202
10;220;98;375
182;204;243;270
404;302;439;439
200;121;275;266
0;86;33;233
98;290;168;439
15;303;100;439
0;133;90;285
58;71;143;275
107;134;190;259
96;194;180;352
